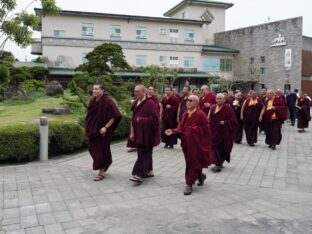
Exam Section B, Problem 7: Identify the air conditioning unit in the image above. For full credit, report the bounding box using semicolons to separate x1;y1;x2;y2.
110;33;121;37
137;35;147;39
83;31;93;36
185;38;194;42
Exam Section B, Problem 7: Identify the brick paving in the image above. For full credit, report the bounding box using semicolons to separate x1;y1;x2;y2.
1;123;312;233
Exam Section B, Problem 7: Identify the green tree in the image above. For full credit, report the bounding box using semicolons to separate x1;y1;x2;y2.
0;0;60;54
29;66;49;80
142;65;178;94
76;43;130;75
9;66;32;86
32;56;49;63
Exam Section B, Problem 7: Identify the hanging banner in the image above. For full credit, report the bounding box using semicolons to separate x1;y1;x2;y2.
285;48;292;68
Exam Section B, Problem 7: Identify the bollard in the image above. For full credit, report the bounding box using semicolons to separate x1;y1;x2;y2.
39;116;49;161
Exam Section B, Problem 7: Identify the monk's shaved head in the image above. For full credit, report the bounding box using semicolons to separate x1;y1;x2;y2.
188;95;199;105
201;85;210;91
135;84;146;91
134;84;146;100
216;93;225;99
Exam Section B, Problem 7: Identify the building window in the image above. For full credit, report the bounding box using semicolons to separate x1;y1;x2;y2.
160;28;167;35
136;55;147;66
184;57;194;68
159;56;167;64
136;26;147;39
184;29;194;43
169;56;179;68
82;23;94;37
170;29;178;33
249;57;254;64
82;53;88;64
55;60;66;68
249;68;255;75
169;28;179;43
54;30;66;37
202;58;220;71
260;56;266;63
260;67;265;74
182;12;186;19
110;25;121;38
220;59;232;71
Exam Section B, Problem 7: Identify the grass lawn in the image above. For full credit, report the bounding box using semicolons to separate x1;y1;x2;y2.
0;94;82;127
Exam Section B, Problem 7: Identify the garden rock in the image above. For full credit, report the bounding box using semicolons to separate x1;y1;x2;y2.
46;81;64;96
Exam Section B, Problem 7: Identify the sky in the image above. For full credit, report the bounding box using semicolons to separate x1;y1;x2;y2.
4;0;312;61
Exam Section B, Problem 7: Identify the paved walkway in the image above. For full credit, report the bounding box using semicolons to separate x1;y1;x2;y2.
1;123;312;233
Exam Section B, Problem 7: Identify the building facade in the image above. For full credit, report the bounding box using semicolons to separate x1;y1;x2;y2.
302;36;312;98
32;0;308;94
214;17;303;92
32;0;239;91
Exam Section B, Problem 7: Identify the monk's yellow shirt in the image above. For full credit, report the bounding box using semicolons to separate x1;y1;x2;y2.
249;99;258;106
267;99;277;120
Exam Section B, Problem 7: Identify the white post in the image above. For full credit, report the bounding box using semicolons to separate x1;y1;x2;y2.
39;116;49;161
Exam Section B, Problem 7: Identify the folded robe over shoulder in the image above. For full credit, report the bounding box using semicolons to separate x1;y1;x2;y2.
210;104;237;162
85;95;122;171
132;96;160;147
174;109;211;169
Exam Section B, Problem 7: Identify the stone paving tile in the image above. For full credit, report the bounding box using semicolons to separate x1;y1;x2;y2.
1;124;312;233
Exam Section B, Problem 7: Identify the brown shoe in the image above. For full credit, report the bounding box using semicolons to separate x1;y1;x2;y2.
197;173;206;186
184;185;193;195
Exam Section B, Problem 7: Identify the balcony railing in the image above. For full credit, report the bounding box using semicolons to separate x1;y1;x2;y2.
31;39;42;55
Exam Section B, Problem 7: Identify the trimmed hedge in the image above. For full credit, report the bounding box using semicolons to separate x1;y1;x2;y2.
112;115;131;140
0;116;131;163
0;122;86;163
0;125;39;162
48;122;87;156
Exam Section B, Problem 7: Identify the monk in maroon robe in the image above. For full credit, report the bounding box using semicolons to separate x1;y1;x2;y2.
241;90;263;146
178;85;191;122
296;92;311;132
147;86;160;113
161;86;180;148
231;92;244;144
165;95;211;195
258;88;267;133
199;85;216;116
129;85;161;183
259;90;287;150
85;84;122;181
208;93;237;173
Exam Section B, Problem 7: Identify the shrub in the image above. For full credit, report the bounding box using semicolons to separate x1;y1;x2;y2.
49;122;87;156
112;115;131;140
0;122;88;163
0;125;39;162
4;95;35;105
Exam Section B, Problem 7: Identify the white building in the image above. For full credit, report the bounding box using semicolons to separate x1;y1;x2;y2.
32;0;239;88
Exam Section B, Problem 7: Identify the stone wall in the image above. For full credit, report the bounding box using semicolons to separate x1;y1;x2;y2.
214;17;303;92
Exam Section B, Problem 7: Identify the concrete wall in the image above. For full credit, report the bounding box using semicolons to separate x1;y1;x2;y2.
303;36;312;51
214;17;303;92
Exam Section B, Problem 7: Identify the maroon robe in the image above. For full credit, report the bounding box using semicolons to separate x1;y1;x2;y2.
173;109;211;185
161;95;180;145
258;95;267;132
179;95;189;121
199;93;216;116
263;96;287;147
151;95;160;113
131;96;161;177
209;104;237;167
242;98;263;145
85;95;122;171
296;98;311;129
231;99;244;143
